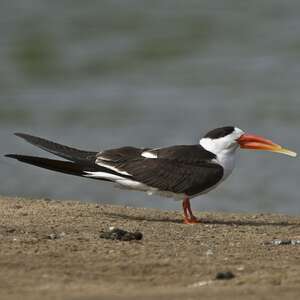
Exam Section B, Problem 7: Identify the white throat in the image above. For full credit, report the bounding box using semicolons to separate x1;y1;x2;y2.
201;139;238;181
214;148;237;181
199;128;244;181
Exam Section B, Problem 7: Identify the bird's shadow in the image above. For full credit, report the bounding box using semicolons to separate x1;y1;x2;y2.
104;212;299;227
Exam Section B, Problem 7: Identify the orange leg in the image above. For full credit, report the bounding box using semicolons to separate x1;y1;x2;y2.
182;197;200;224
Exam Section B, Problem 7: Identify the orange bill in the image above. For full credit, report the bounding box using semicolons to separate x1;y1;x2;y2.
237;134;297;157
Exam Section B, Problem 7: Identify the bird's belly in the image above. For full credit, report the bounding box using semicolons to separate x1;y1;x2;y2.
115;178;185;200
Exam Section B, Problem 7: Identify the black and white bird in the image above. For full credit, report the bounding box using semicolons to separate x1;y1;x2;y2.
5;126;297;224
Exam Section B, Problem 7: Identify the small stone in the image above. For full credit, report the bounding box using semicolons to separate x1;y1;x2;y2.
188;280;213;288
43;198;52;202
47;233;58;240
269;239;300;245
275;239;291;245
216;271;235;280
100;228;143;241
47;232;65;240
269;239;298;245
206;250;213;256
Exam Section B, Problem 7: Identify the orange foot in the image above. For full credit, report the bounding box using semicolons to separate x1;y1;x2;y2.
183;217;200;224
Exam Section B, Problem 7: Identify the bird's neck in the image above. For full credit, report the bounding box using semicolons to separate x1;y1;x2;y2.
200;138;238;180
215;149;237;180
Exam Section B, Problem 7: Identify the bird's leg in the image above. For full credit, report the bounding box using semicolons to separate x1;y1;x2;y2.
182;196;199;224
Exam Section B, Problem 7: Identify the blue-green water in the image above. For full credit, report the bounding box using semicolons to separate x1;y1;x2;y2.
1;1;300;214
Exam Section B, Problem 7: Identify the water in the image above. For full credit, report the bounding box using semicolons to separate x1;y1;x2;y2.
1;1;300;214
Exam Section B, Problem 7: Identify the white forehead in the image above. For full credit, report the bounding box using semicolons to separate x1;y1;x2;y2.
230;127;245;139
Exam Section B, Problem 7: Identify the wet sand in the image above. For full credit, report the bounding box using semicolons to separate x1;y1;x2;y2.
1;196;300;300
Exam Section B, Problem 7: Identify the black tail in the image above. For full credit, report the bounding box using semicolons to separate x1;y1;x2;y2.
5;133;130;181
4;154;111;181
14;133;97;163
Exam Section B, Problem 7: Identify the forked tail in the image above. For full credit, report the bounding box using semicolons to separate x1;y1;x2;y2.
5;154;105;178
4;133;123;182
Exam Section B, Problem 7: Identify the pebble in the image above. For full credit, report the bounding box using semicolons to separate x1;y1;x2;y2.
265;239;300;246
43;198;52;202
47;232;66;240
206;249;213;256
100;228;143;241
188;280;213;288
216;271;235;280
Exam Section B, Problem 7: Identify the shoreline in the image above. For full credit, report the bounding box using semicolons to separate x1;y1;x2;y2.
1;196;300;300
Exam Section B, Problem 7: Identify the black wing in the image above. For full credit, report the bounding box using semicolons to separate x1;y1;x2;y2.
97;146;149;162
97;145;215;163
96;145;223;196
147;145;216;163
119;159;223;196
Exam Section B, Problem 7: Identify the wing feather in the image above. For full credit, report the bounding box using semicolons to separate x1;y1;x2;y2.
95;144;223;195
116;159;224;195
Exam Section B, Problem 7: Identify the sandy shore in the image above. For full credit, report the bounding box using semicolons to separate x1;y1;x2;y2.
0;196;300;300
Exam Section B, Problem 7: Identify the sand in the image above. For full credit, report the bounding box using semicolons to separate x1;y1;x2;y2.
0;196;300;300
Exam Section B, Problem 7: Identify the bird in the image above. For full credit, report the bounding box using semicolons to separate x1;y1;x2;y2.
5;126;297;224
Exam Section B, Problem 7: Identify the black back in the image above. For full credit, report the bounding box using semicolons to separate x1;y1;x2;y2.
98;144;224;196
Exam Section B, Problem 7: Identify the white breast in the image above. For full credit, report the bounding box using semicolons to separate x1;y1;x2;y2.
215;151;236;182
198;135;240;197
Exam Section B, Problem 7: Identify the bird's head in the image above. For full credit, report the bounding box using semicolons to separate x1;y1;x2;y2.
200;126;297;157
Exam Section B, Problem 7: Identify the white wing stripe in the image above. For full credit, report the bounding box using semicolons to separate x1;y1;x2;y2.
84;171;125;181
95;161;132;176
141;151;157;158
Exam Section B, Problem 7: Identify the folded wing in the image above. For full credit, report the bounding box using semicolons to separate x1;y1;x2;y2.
95;145;224;195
